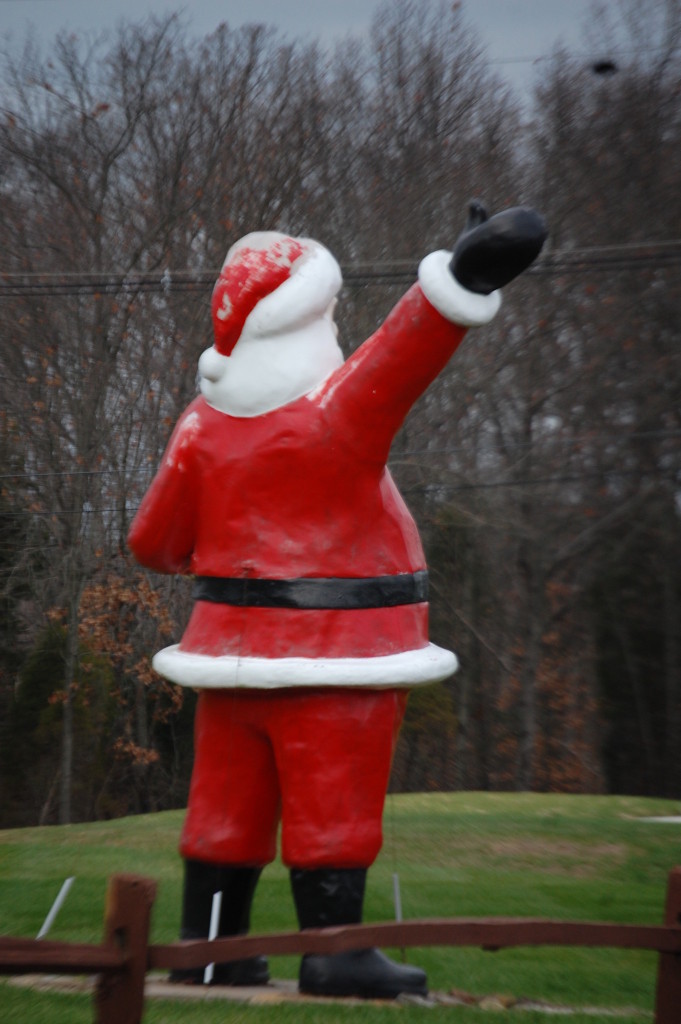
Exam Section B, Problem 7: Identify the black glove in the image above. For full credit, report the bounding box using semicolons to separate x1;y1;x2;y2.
450;201;547;295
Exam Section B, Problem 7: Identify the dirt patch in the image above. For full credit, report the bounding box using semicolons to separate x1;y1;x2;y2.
390;835;629;876
635;816;681;824
8;973;648;1017
487;840;627;876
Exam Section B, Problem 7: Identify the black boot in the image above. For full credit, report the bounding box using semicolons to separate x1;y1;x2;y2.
451;200;547;295
290;867;427;1000
170;859;269;986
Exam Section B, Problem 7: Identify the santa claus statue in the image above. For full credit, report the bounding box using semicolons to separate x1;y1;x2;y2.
128;203;546;999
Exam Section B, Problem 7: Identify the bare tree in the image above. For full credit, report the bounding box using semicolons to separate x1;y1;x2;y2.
1;0;678;822
0;15;218;821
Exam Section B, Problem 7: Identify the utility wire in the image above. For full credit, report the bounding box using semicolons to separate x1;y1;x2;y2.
2;465;678;519
402;465;679;495
2;428;679;483
1;241;681;297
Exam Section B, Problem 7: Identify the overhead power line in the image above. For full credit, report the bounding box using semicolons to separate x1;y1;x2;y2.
402;465;679;495
2;427;680;484
2;463;677;520
1;240;680;297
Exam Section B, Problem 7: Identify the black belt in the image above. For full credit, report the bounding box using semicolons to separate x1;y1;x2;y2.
193;571;428;610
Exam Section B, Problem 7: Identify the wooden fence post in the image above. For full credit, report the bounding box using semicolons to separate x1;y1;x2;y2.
95;874;157;1024
654;866;681;1024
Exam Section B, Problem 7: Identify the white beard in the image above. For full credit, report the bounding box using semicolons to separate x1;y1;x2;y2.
199;316;344;417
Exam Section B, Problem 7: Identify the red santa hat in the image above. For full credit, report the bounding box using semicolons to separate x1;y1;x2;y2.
211;232;342;356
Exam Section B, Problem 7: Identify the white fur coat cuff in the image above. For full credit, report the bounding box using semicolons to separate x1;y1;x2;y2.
418;250;501;327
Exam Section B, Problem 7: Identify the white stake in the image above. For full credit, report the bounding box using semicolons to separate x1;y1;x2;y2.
37;877;75;939
393;872;408;963
392;872;403;922
203;890;223;984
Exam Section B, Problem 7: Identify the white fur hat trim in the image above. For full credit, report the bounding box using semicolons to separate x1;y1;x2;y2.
419;251;501;327
244;240;342;340
152;642;458;690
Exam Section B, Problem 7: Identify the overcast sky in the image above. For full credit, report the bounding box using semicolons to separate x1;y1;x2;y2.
0;0;622;99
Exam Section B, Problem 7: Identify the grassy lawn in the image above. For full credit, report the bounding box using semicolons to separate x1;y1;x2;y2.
1;791;679;1022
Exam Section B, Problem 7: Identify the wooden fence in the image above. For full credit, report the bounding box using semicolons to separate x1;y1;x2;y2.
0;867;679;1023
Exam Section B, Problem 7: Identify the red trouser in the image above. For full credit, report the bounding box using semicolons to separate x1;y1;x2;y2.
180;687;407;869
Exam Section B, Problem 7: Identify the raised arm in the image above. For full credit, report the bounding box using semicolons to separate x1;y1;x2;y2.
319;258;499;463
320;204;546;464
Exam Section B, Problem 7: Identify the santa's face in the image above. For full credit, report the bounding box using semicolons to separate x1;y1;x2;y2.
199;304;344;418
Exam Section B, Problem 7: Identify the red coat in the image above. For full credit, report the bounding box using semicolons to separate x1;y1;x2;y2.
128;282;467;688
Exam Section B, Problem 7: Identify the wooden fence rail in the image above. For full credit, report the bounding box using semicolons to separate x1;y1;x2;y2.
0;867;679;1024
